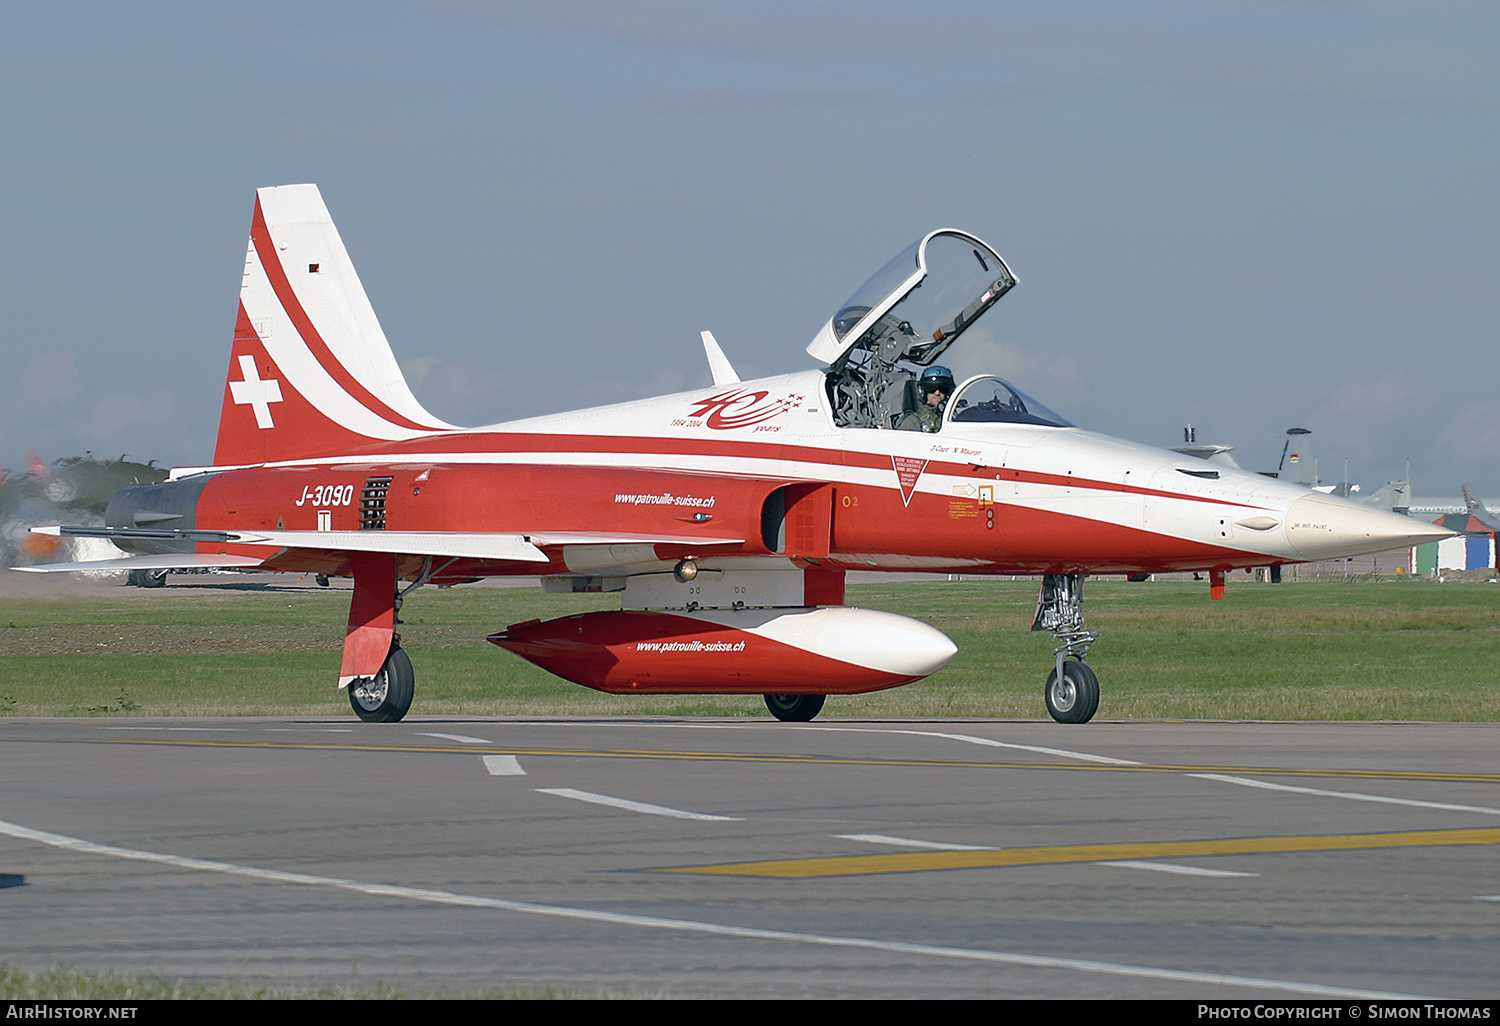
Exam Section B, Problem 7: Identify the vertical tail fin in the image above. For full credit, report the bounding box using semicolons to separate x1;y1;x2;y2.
213;184;455;466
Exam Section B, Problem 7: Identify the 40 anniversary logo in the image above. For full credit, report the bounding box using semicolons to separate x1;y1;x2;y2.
686;389;804;430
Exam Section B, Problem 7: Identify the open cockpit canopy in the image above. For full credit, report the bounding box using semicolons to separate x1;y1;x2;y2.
808;230;1015;371
813;231;1064;431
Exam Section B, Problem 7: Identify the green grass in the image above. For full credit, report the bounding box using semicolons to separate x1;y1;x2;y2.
2;576;1498;720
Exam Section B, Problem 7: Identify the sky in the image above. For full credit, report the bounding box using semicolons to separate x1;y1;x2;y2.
3;1;1498;498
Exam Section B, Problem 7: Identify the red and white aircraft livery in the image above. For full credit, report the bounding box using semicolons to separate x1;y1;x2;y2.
21;185;1450;724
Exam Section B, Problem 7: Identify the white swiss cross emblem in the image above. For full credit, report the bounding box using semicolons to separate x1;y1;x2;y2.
229;354;284;429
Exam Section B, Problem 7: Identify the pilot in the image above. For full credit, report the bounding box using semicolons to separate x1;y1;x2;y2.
897;366;956;432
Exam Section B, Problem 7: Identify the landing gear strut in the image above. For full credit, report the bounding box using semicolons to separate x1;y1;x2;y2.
1032;574;1100;724
341;555;457;724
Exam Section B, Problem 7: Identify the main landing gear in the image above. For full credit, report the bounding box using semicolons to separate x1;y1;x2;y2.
343;556;459;724
1032;574;1100;724
764;694;826;722
348;643;415;723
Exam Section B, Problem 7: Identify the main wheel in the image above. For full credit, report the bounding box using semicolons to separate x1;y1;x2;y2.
1044;660;1099;724
349;646;415;723
764;694;826;722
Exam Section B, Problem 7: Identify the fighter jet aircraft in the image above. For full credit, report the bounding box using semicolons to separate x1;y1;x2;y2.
18;185;1451;724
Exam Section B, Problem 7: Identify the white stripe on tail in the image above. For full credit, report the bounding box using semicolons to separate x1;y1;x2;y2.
213;184;455;466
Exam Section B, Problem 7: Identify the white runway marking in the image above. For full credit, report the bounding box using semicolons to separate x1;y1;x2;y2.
834;833;996;852
1190;773;1500;816
534;788;744;822
0;816;1427;1000
419;732;493;744
620;721;1142;765
482;755;525;776
1098;860;1259;878
786;725;1142;765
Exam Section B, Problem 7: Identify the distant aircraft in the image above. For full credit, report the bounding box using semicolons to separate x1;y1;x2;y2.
1173;427;1496;523
17;185;1451;724
1391;484;1500;519
0;452;166;568
1172;425;1318;485
1278;427;1316;488
1461;485;1500;524
1335;481;1500;519
1171;425;1241;468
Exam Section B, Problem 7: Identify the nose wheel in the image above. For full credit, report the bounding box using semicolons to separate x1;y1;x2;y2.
1044;659;1099;724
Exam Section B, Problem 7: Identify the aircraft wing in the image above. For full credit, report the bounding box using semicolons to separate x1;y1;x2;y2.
232;530;552;562
250;529;744;566
520;530;745;546
15;525;746;574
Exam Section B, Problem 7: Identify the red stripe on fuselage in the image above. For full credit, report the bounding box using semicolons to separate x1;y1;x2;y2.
190;454;1278;579
320;428;1270;513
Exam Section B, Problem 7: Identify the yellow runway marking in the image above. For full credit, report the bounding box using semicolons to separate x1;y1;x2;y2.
11;735;1500;784
657;826;1500;878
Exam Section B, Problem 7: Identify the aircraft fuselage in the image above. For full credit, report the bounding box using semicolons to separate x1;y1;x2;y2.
112;368;1419;586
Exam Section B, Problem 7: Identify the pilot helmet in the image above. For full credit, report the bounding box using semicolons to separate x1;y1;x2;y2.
919;366;956;396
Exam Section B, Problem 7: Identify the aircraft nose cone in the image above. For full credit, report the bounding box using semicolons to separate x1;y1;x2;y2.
1285;492;1454;561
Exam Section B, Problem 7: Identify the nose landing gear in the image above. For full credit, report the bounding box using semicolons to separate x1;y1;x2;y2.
1032;574;1100;724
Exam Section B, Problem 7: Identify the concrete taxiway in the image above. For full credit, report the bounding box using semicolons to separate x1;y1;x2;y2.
1;716;1498;999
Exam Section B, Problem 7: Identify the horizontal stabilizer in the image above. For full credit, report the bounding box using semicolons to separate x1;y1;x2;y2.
31;525;244;544
13;553;266;574
35;523;547;562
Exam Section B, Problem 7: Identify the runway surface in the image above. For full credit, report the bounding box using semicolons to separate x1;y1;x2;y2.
1;716;1498;999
